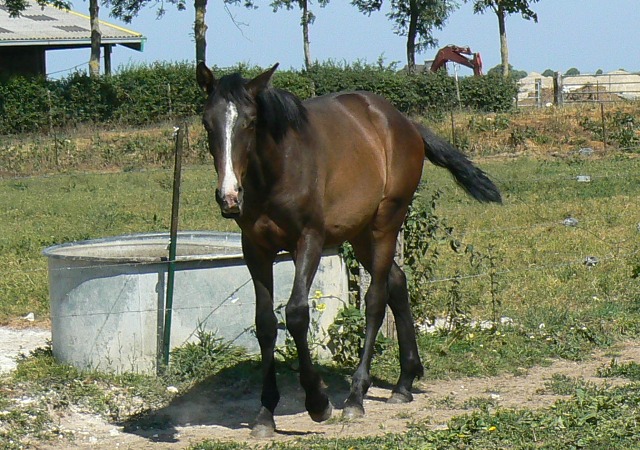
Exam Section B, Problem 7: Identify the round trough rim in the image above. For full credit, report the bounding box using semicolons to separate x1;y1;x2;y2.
42;231;244;263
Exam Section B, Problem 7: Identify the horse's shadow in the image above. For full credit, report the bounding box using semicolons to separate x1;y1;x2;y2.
118;360;385;442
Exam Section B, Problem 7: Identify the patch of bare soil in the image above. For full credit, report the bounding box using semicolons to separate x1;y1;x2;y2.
33;341;640;450
0;327;51;374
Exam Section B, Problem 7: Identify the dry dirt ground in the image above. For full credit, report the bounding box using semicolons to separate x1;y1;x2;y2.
3;327;639;449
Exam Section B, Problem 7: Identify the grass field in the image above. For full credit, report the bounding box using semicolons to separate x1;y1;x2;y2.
1;105;640;448
2;154;638;329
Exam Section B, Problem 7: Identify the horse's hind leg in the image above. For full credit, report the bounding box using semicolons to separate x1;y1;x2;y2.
386;262;424;403
343;229;398;418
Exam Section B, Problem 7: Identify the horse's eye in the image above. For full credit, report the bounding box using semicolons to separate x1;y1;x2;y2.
242;117;256;129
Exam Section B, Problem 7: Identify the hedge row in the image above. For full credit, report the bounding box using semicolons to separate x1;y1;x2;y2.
0;61;517;134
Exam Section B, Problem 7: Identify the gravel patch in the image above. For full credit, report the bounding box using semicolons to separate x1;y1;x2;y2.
0;327;51;373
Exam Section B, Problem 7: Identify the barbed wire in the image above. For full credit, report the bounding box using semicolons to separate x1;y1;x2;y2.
1;155;638;185
426;245;640;286
1;223;638;290
1;157;638;192
46;60;90;78
1;147;639;313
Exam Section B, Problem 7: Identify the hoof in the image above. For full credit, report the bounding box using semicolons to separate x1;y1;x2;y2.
342;404;365;420
251;406;276;438
250;423;276;439
388;389;413;404
309;400;333;423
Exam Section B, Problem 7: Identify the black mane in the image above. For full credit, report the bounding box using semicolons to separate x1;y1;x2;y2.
217;72;308;143
256;88;308;143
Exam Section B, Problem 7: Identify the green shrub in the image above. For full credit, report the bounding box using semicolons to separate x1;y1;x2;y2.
112;61;202;123
58;72;121;124
168;328;246;383
0;61;517;134
459;74;518;112
0;76;55;132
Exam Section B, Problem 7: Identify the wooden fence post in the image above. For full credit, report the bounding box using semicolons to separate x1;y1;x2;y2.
553;72;564;106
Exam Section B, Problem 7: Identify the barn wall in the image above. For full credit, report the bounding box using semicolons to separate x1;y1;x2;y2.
0;46;46;78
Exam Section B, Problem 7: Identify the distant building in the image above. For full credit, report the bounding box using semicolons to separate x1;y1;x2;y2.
0;3;145;78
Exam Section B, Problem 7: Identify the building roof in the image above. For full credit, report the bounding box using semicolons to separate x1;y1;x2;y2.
0;3;145;50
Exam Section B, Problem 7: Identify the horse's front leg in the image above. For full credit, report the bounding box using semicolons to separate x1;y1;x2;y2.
242;235;279;438
285;229;333;423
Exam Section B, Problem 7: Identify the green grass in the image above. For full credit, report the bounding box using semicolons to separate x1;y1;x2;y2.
0;166;237;321
597;359;640;381
2;155;639;325
188;382;640;449
2;127;640;447
409;155;640;341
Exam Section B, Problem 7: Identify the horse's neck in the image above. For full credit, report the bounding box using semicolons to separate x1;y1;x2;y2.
248;132;284;191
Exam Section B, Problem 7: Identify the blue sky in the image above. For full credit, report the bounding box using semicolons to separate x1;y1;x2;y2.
47;1;640;78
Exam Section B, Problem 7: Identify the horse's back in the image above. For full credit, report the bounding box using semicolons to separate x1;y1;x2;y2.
305;90;425;195
302;91;426;243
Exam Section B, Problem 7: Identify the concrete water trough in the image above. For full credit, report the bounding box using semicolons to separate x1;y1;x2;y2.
43;232;348;374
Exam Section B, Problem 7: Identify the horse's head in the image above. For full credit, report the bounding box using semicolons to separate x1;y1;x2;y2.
196;62;279;218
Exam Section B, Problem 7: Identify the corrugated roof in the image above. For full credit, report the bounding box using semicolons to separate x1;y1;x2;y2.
0;3;145;50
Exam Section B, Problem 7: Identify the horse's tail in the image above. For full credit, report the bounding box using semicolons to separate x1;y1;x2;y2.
413;121;502;204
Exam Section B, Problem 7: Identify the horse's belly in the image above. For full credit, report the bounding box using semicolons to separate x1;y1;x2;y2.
322;178;384;245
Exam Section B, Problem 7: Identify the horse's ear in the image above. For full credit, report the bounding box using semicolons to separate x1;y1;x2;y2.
196;62;217;96
246;63;279;96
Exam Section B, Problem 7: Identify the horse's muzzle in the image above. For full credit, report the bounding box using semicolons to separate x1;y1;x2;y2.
216;188;243;219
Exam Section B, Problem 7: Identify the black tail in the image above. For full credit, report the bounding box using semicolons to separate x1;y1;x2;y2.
414;121;502;204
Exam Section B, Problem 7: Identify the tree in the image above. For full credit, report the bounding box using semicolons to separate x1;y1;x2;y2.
108;0;190;57
2;0;70;17
274;1;330;71
352;0;457;73
194;0;207;62
227;1;329;71
488;63;525;79
564;67;579;76
89;0;101;77
466;0;539;78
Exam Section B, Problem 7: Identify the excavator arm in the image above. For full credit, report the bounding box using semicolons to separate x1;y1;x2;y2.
430;45;483;77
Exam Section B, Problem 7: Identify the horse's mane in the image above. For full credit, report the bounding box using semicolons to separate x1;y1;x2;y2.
217;73;308;143
256;88;308;143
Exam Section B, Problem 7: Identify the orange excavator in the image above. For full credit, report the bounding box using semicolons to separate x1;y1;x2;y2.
430;45;483;77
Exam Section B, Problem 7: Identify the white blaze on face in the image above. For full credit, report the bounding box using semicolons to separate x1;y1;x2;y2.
220;101;239;199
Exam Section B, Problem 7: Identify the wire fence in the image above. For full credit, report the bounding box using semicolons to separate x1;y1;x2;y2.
2;159;639;299
518;71;640;107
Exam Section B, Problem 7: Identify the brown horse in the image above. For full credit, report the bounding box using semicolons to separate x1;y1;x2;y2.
196;63;501;437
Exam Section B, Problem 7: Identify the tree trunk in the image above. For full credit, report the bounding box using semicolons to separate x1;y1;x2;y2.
194;0;208;63
496;5;509;77
89;0;101;78
301;0;312;71
406;0;419;73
